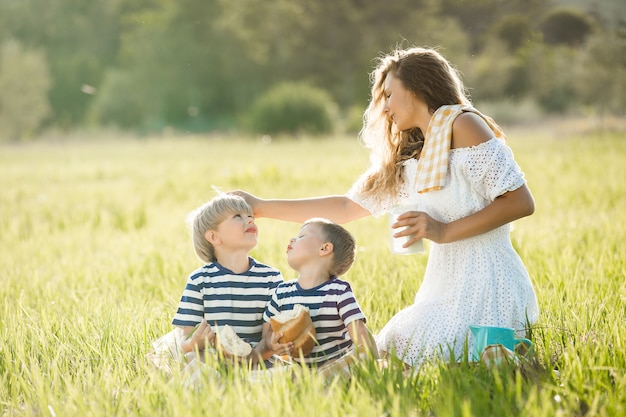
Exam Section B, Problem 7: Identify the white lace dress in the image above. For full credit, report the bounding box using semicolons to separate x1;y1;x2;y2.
348;138;539;366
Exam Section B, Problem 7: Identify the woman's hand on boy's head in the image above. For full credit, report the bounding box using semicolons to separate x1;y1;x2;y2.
228;190;262;215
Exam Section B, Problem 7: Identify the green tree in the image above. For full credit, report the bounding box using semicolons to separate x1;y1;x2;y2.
92;0;258;132
0;40;51;141
0;0;124;128
438;0;547;51
541;8;595;47
573;30;626;117
464;39;517;102
526;43;578;113
246;82;337;135
490;14;535;51
217;0;467;110
87;69;148;129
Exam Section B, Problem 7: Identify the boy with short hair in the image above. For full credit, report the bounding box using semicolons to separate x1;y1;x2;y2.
150;193;286;370
262;218;378;367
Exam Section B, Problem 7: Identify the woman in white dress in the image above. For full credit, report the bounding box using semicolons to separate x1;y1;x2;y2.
232;46;538;367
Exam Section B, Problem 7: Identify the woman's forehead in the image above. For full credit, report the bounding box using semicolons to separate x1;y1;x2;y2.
384;72;402;90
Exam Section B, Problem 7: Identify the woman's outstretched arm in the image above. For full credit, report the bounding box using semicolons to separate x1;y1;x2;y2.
230;191;371;224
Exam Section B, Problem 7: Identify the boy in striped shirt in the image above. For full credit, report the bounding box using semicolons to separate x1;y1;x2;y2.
262;218;378;367
170;194;285;366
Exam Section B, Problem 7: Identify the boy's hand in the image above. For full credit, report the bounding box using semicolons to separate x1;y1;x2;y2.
189;320;215;351
347;320;379;359
268;331;293;356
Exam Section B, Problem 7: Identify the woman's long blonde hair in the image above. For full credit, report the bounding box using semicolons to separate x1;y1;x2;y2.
357;47;470;203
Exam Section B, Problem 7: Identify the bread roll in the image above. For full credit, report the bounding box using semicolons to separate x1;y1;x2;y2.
215;325;252;358
270;304;317;357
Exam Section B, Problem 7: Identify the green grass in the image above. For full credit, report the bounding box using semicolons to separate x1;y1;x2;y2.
1;129;625;416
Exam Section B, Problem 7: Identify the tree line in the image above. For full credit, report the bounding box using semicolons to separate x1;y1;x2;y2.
0;0;624;140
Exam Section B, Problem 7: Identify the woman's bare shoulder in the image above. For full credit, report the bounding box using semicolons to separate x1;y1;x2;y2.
451;112;494;149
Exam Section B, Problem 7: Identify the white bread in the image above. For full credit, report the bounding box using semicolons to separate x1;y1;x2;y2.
270;304;317;357
214;325;252;358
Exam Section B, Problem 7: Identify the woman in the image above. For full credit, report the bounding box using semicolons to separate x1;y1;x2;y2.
232;47;538;367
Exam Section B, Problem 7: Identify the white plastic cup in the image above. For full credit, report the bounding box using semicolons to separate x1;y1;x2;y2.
389;204;424;255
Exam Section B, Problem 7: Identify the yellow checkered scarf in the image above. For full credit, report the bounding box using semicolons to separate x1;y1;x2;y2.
415;104;506;193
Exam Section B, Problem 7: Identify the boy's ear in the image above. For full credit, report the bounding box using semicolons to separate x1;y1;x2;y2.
319;242;334;256
205;229;220;245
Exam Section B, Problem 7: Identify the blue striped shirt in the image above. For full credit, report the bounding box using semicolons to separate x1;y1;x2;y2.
172;257;283;344
263;277;366;365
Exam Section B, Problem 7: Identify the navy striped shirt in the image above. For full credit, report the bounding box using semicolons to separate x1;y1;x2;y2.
263;277;366;365
172;257;283;344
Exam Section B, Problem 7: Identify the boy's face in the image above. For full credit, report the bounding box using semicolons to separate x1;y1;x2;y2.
212;211;258;251
286;223;325;269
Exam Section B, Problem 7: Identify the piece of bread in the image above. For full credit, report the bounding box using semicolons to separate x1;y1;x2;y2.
214;325;252;358
270;304;317;357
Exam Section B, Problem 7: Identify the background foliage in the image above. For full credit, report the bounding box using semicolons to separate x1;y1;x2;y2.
0;0;624;140
246;82;337;135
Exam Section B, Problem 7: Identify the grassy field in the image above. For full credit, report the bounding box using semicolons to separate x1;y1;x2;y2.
1;126;625;416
